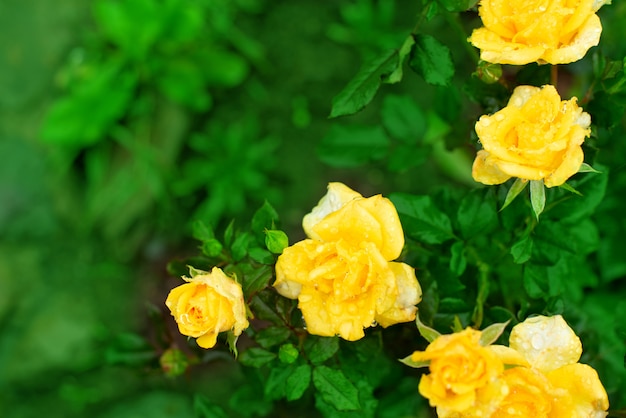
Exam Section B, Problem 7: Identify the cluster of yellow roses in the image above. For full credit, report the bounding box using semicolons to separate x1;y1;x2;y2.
469;0;606;189
165;183;421;346
409;315;609;417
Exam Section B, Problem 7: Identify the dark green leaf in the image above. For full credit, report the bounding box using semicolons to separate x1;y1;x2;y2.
251;201;279;237
389;193;455;244
241;265;273;295
387;144;430;172
248;247;274;265
384;35;415;84
255;326;291;349
239;347;276;368
192;220;215;241
437;0;478;12
511;234;533;264
457;189;498;239
286;364;312;401
313;366;360;411
380;94;426;144
223;220;235;247
449;241;467;276
546;167;608;223
305;336;340;365
194;394;229;418
409;34;454;86
317;125;390;168
231;232;252;262
330;49;398;118
264;364;295;401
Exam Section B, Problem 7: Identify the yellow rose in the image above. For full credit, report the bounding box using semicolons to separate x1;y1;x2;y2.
492;367;555;417
469;0;604;65
508;315;609;417
165;267;249;349
472;85;591;188
411;328;504;412
274;183;421;340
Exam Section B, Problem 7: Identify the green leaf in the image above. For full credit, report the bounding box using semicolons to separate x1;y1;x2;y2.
558;182;583;196
278;343;299;364
192;220;215;241
380;94;426;144
264;364;295;401
546;166;608;223
530;180;545;219
223;220;235;247
255;326;291;349
389;193;455;244
239;347;276;368
194;394;229;418
231;232;252;262
473;60;502;84
305;336;340;365
241;264;273;295
501;178;528;211
457;189;498;239
479;321;510;346
449;241;467;276
265;230;289;254
330;49;398;118
156;58;212;111
317;125;390;168
437;0;479;12
251;201;279;238
384;35;415;84
398;354;429;368
511;234;533;264
248;247;274;264
313;366;360;411
286;364;312;401
415;313;441;343
409;34;454;87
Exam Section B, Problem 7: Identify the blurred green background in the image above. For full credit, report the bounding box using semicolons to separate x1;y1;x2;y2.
2;0;626;417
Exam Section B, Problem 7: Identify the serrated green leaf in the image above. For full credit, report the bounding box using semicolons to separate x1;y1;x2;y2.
251;201;279;238
511;234;533;264
239;347;276;368
479;321;510;346
415;314;441;343
501;178;529;211
547;166;608;222
286;364;312;401
389;193;455;244
398;354;429;368
317;124;390;167
330;49;398;118
265;230;289;254
380;94;426;144
306;336;340;364
409;34;454;87
457;189;498;239
241;264;273;295
530;180;545;219
313;366;360;411
449;241;467;276
264;364;295;401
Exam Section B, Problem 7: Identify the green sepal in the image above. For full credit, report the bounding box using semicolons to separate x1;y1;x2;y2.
530;180;545;219
578;162;602;173
559;182;583;196
479;321;510;346
227;332;240;359
501;178;528;211
398;354;430;369
416;313;441;343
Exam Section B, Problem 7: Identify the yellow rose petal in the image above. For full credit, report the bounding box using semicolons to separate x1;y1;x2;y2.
547;363;609;418
302;182;362;240
472;150;511;185
509;315;582;372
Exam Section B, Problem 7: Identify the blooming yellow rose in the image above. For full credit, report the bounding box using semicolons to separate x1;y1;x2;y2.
274;182;421;341
469;0;605;65
472;85;591;188
411;328;504;412
492;367;555;417
165;267;249;349
508;315;609;417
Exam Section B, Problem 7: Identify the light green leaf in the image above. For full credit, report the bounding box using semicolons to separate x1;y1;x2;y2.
313;366;360;411
384;35;415;84
501;178;529;211
278;343;299;364
530;180;545;219
330;49;398;118
479;321;510;346
398;354;429;368
578;162;602;173
409;34;455;86
559;182;582;196
201;239;223;257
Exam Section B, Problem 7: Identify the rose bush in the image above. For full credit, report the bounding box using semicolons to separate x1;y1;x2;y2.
273;182;421;341
165;267;249;349
472;84;591;188
469;0;605;65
